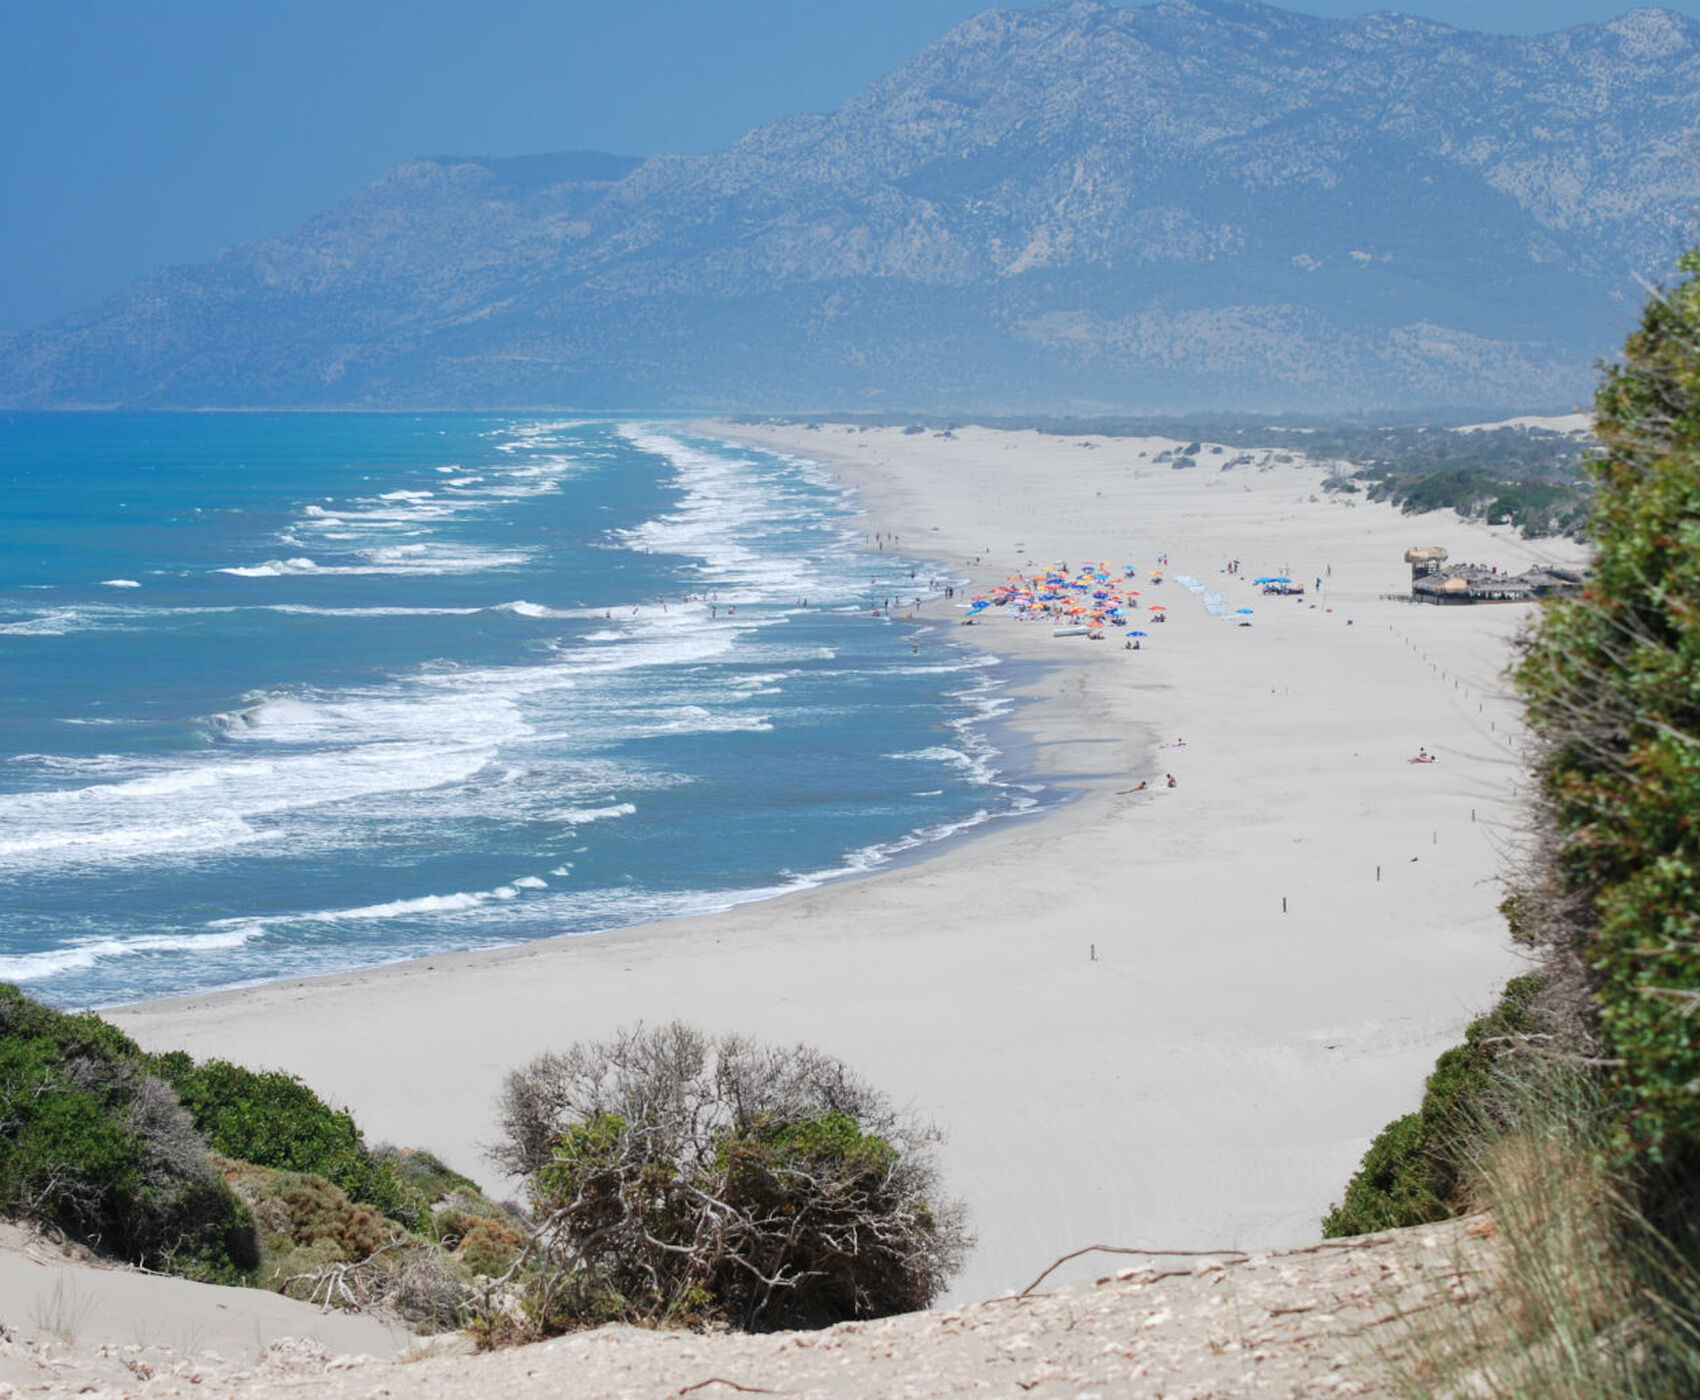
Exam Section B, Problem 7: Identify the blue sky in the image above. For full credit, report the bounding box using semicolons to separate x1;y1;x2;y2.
1;0;1693;331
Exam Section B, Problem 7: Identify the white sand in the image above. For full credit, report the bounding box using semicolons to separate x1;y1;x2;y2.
106;422;1587;1306
0;1223;408;1387
0;1216;1494;1397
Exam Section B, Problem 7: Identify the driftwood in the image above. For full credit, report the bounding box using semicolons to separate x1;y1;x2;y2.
1010;1229;1444;1300
1014;1244;1250;1297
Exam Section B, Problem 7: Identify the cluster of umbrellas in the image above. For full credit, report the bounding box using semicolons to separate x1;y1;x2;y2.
963;561;1167;635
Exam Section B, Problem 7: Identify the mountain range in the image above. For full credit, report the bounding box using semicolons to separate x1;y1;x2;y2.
3;0;1698;414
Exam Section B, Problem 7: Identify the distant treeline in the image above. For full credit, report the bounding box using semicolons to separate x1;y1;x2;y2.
743;413;1593;538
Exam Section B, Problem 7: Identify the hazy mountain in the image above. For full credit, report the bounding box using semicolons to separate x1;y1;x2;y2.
4;0;1699;414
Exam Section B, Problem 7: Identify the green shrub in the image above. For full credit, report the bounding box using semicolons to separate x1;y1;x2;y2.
0;985;497;1317
1512;249;1700;1169
0;984;258;1280
152;1053;405;1217
1324;975;1544;1237
257;1172;389;1262
377;1146;480;1204
453;1214;526;1279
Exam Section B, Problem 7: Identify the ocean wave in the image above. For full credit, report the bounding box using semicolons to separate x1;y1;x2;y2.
212;875;552;929
0;815;276;864
218;557;319;577
832;808;1000;877
218;546;533;577
0;701;513;870
617;426;848;605
262;604;485;617
655;709;773;735
0;925;264;983
547;802;637;825
0;609;81;636
888;746;973;766
497;600;578;619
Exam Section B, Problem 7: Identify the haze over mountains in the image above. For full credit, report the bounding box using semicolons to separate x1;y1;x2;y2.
3;0;1698;414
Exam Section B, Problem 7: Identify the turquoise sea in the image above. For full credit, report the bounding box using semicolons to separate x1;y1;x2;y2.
0;414;1044;1008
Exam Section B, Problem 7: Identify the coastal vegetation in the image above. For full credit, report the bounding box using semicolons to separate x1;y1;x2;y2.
151;1052;415;1219
1328;251;1700;1395
0;984;257;1283
1321;974;1543;1238
0;995;964;1343
482;1023;969;1343
0;983;515;1326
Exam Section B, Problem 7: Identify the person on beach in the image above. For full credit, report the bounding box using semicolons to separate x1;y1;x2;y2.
1165;773;1177;788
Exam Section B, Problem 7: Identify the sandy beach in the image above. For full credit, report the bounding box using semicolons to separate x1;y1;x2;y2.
102;421;1586;1309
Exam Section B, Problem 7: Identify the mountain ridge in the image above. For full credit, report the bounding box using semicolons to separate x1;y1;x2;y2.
4;0;1698;413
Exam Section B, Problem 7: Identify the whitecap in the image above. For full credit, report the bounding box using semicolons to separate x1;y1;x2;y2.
216;875;550;928
547;802;637;825
888;746;974;767
0;925;263;982
499;600;576;619
218;557;317;577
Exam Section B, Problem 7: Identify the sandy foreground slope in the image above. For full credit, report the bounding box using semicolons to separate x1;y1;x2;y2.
0;1215;1495;1398
0;421;1580;1393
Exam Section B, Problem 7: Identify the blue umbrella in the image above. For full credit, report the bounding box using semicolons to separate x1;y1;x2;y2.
1236;608;1255;614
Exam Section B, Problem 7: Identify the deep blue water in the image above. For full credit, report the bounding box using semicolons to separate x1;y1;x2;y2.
0;413;1042;1008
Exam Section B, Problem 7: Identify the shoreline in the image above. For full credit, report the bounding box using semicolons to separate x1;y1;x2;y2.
108;420;1587;1303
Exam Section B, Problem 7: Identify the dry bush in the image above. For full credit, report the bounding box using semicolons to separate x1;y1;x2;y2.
485;1022;970;1340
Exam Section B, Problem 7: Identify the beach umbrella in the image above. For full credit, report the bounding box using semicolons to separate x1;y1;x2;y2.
1236;608;1254;615
1128;630;1147;637
1148;603;1166;611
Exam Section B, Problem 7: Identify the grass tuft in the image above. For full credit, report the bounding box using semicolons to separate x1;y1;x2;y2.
1381;1066;1700;1400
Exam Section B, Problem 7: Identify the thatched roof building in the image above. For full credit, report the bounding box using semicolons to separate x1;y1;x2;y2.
1410;559;1585;605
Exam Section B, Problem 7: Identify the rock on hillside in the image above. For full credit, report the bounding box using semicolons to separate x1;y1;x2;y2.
3;0;1697;413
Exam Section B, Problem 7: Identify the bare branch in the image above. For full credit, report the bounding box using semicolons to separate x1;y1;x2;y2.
1014;1244;1250;1298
